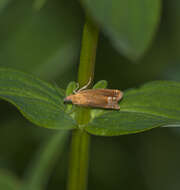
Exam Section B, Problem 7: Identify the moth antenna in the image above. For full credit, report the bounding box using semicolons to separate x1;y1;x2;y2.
77;77;92;92
73;83;79;94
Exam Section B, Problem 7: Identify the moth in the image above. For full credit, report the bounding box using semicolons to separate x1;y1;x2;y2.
64;81;123;110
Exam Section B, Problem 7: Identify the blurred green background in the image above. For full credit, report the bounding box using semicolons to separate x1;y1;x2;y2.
0;0;180;189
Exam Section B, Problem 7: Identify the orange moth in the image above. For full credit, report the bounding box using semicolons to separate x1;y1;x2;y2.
64;80;123;110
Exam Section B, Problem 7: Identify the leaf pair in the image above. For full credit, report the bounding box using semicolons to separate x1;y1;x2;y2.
0;68;180;136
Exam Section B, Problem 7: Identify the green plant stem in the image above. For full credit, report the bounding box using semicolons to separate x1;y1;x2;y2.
67;17;99;190
67;130;90;190
78;18;99;87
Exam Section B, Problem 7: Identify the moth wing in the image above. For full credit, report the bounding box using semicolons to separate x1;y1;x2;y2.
100;89;123;101
102;100;120;110
79;89;123;101
78;92;120;110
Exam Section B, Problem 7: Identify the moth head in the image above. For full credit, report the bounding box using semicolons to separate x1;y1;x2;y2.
63;93;85;105
63;95;73;104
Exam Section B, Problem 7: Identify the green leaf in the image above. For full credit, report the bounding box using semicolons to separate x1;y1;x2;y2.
64;81;77;114
65;81;77;96
93;80;108;89
86;81;180;136
0;0;12;12
0;0;82;80
82;0;161;59
21;131;68;190
33;0;47;10
0;68;76;129
0;170;20;190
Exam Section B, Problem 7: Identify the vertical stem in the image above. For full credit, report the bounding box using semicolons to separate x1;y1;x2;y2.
67;17;99;190
67;130;90;190
78;18;99;87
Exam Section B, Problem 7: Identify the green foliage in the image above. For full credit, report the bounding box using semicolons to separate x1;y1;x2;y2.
0;0;12;12
1;68;180;136
86;81;180;136
0;68;76;129
0;0;82;81
21;132;68;190
65;81;77;114
0;131;68;190
82;0;161;59
0;0;180;190
0;170;20;190
65;81;77;96
93;80;108;89
121;81;180;121
1;0;180;190
33;0;47;10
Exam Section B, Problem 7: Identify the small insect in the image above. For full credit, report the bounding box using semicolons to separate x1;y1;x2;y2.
64;80;123;110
